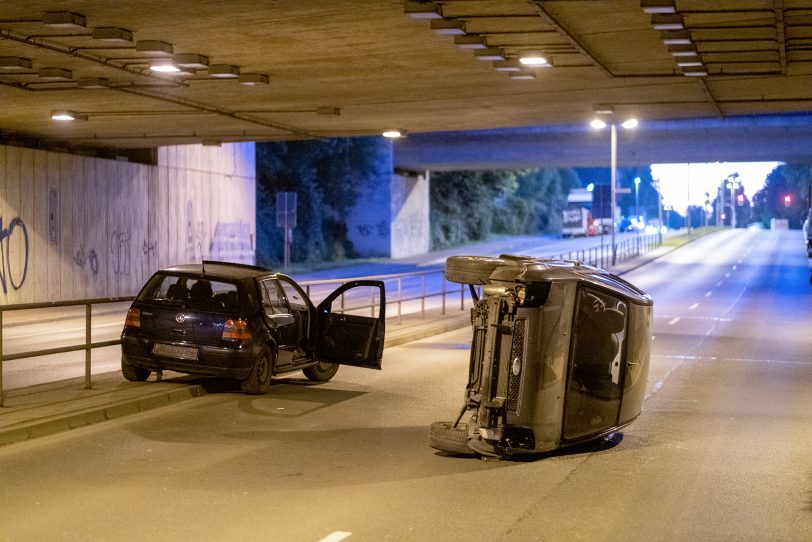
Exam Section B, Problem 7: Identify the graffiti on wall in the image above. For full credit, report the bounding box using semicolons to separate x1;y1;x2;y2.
73;246;99;276
186;200;208;260
356;221;388;238
209;221;253;263
110;230;131;276
0;216;29;294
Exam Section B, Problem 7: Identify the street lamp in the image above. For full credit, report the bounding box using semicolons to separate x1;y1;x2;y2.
726;172;739;228
634;176;641;234
591;111;638;265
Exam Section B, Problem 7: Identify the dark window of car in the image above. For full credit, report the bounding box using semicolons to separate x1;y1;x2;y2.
278;277;308;311
564;287;628;440
137;273;239;313
259;279;289;316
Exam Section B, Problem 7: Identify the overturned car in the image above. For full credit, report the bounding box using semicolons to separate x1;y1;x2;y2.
429;255;653;459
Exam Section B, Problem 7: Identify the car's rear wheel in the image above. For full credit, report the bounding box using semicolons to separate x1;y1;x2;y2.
121;356;150;382
303;361;339;382
428;421;476;456
445;255;509;285
241;349;273;395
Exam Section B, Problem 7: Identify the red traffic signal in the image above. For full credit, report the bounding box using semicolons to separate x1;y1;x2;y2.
736;194;745;205
784;194;792;207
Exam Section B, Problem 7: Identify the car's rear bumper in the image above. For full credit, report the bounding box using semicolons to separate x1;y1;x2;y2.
121;334;258;379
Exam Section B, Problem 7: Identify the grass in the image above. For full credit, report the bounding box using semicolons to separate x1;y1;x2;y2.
661;226;722;249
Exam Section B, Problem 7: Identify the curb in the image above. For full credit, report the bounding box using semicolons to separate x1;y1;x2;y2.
384;312;471;348
0;385;206;447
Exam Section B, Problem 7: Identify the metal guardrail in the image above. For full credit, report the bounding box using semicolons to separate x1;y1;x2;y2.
0;233;660;405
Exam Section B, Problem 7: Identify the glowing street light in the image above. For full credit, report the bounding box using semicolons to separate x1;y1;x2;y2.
591;110;639;264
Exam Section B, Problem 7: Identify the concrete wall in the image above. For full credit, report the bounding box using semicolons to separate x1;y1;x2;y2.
0;143;255;304
390;170;430;259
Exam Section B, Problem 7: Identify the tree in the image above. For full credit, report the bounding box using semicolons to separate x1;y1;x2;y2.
752;164;812;228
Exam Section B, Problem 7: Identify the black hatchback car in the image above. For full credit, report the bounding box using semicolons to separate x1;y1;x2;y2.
121;261;386;394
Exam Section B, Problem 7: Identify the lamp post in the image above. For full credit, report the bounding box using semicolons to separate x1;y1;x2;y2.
591;113;638;265
726;172;739;228
634;176;641;234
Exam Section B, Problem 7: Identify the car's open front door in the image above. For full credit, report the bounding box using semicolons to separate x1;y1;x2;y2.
314;280;386;369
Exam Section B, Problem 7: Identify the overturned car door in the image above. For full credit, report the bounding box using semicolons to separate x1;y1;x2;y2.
314;280;386;369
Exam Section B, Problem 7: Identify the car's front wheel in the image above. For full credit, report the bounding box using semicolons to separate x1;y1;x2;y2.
121;356;150;382
303;361;339;382
241;349;273;395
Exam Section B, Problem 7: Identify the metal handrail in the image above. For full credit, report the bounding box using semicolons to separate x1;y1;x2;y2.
0;233;660;405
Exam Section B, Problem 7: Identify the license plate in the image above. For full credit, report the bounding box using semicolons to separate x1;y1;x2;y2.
152;343;198;361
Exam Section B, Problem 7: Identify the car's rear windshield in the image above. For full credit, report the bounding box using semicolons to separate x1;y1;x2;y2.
137;273;240;313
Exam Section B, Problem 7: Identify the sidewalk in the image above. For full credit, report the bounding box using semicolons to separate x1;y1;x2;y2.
0;241;675;448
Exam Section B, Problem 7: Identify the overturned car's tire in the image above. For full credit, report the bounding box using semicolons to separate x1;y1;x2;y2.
429;421;476;456
445;256;508;285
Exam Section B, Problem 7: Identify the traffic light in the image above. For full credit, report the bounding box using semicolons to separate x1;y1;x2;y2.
784;194;792;207
736;194;745;205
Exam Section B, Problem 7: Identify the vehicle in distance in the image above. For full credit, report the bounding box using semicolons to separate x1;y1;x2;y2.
430;255;652;459
121;260;385;394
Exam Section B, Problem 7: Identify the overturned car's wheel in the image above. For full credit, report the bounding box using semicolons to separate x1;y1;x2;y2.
429;421;476;456
121;356;150;382
241;349;273;395
303;361;339;382
445;256;508;285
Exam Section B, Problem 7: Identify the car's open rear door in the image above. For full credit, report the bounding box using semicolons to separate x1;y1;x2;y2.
314;280;386;369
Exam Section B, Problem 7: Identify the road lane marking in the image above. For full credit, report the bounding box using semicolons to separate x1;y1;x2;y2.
732;265;737;270
668;317;680;325
704;291;712;297
319;532;352;542
716;281;723;287
689;303;699;310
725;272;731;278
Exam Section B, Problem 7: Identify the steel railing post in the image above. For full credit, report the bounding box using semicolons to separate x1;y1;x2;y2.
397;277;402;324
442;279;446;315
460;283;464;311
84;303;93;389
420;274;425;319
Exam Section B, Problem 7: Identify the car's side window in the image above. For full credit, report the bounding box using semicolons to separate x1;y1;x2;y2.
278;277;307;311
259;279;289;316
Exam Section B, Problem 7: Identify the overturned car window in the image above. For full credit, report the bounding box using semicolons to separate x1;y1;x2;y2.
564;287;628;440
137;273;239;313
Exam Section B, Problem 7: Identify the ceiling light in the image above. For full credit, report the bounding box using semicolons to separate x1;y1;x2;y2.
136;40;174;56
676;59;703;67
316;107;341;116
174;54;210;69
660;30;691;45
208;64;240;78
92;27;133;43
43;11;86;28
382;130;405;139
51;110;87;121
591;119;608;129
651;14;684;30
38;67;72;80
640;0;676;14
454;35;486;49
150;60;181;73
680;66;708;76
404;1;442;19
493;60;522;72
474;48;506;61
77;77;109;88
519;55;549;67
0;56;32;71
621;118;639;129
594;104;615;115
239;73;269;85
430;19;465;35
668;44;697;56
509;72;535;80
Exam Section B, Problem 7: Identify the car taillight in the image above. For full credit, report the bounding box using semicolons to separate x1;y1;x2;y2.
223;319;252;340
124;307;141;328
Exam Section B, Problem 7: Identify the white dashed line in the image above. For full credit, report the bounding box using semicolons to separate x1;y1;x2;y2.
725;272;731;278
690;303;699;310
319;532;352;542
668;317;681;325
716;281;723;287
732;265;737;270
704;291;712;297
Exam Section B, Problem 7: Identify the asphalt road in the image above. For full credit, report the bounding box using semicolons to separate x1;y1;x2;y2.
0;229;809;541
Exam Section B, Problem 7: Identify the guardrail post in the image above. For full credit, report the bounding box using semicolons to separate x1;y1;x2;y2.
442;279;446;315
420;274;425;319
0;310;4;407
85;303;92;390
397;277;402;325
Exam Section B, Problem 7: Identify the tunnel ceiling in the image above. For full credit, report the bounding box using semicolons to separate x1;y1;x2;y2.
2;1;812;152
